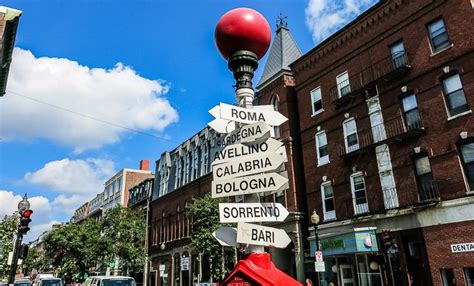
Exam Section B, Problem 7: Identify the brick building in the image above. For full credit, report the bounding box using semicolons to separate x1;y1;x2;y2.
72;201;90;223
285;0;474;285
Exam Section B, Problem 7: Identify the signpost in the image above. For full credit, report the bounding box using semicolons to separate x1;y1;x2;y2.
212;173;288;198
213;121;272;147
236;222;292;248
212;137;283;165
210;103;288;126
219;203;289;223
213;226;238;247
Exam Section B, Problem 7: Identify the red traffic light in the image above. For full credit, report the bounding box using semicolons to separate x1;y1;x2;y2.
22;209;33;218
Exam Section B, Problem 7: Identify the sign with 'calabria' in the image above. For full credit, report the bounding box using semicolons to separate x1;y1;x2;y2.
236;222;292;248
219;203;289;223
212;152;286;180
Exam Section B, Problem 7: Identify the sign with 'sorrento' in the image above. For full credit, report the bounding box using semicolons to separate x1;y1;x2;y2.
211;172;289;198
212;137;283;165
236;222;292;248
212;152;286;180
219;203;289;223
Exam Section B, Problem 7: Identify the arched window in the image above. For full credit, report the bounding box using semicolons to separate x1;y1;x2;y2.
270;95;280;138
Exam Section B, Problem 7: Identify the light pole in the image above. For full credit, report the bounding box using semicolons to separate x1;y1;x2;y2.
310;210;321;286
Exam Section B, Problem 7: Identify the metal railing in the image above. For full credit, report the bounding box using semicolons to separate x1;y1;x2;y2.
330;52;411;104
418;180;440;202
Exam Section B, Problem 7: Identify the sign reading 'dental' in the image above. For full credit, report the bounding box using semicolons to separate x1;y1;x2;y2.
212;152;286;180
210;103;288;126
212;137;283;165
451;242;474;253
236;222;292;248
211;172;289;198
219;203;289;223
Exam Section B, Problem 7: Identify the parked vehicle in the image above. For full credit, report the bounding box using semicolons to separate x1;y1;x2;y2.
14;279;32;286
35;277;62;286
84;276;136;286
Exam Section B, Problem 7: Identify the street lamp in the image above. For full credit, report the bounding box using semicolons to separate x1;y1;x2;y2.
311;210;321;286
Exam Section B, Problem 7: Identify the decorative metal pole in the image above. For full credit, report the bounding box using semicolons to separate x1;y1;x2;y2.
311;211;321;286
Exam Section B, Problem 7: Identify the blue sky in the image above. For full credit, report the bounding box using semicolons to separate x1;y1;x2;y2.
0;0;377;241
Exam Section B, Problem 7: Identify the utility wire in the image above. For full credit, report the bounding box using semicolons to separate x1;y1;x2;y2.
6;89;180;144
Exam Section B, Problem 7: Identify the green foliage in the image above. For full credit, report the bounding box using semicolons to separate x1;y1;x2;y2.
188;194;228;281
0;213;19;279
23;247;44;275
101;206;146;274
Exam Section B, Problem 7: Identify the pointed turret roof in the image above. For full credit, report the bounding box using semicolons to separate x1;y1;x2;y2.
256;18;302;89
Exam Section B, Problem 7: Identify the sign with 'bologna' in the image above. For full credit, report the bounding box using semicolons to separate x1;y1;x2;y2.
236;222;292;248
212;152;286;180
219;203;289;223
211;172;288;198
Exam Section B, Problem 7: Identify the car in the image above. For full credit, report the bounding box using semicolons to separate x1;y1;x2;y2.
14;279;32;286
35;277;62;286
84;276;136;286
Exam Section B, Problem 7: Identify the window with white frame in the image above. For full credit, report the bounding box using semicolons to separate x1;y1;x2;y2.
270;95;280;138
321;182;335;220
201;142;209;176
427;18;451;53
311;87;323;115
350;173;368;214
460;142;474;191
389;41;407;69
442;74;469;117
315;131;329;166
336;71;351;97
402;94;422;129
343;118;359;153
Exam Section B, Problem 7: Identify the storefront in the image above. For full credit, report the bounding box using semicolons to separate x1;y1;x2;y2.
309;230;385;286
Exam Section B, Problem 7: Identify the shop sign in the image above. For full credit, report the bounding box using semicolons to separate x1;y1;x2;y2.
315;261;325;272
181;256;190;271
451;242;474;253
315;251;323;262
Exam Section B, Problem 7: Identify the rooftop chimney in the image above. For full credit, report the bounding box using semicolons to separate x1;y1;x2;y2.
139;160;150;171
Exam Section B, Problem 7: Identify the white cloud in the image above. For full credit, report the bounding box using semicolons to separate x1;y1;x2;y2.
305;0;378;43
1;48;179;152
24;158;115;196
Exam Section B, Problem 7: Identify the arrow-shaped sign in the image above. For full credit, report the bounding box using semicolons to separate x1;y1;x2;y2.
210;103;288;127
213;226;237;247
212;173;288;198
208;118;237;134
212;152;286;180
236;222;292;248
212;121;272;149
219;203;289;223
212;137;283;166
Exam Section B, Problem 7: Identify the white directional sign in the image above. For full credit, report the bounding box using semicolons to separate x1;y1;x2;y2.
236;222;292;248
213;226;237;247
208;118;237;134
213;121;272;148
212;172;288;198
210;103;288;126
212;152;286;180
219;203;289;223
212;137;283;165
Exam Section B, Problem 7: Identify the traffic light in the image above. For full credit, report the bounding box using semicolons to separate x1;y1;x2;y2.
18;209;33;235
381;230;393;249
18;244;29;259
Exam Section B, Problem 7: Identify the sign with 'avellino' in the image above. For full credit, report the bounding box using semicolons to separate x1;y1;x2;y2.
212;137;282;165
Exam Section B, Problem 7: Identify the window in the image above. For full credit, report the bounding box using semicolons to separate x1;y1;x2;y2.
414;156;437;201
390;41;407;68
368;98;386;143
440;268;456;286
343;118;359;153
311;87;323;115
442;74;469;116
464;267;474;285
402;94;422;129
315;131;329;166
336;71;351;97
270;95;280;138
427;18;451;53
321;182;335;220
351;173;368;214
460;142;474;191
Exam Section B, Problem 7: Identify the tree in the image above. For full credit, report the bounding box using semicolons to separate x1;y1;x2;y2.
188;194;229;282
23;247;43;275
43;219;108;281
101;206;146;275
0;213;19;280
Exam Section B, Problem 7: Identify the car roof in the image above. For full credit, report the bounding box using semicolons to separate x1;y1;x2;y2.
87;277;134;280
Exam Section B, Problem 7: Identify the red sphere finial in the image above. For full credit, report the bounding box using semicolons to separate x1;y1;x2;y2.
215;8;272;60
